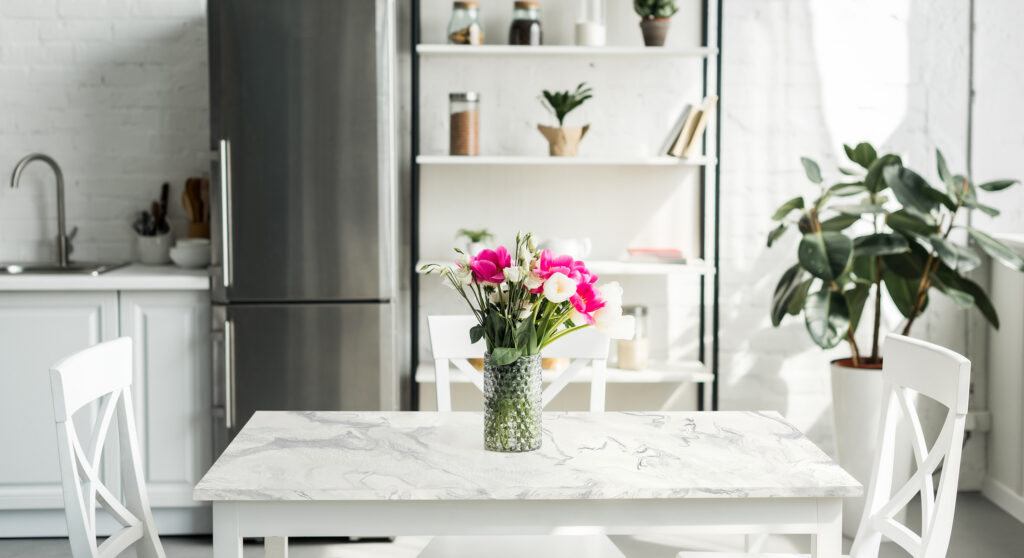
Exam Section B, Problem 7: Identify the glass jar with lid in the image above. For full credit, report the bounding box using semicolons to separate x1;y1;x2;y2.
449;92;480;156
509;1;542;46
617;305;649;370
448;1;483;45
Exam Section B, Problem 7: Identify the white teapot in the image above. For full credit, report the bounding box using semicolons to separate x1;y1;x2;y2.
538;237;592;259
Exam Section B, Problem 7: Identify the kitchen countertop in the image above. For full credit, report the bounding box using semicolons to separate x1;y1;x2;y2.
0;264;210;291
193;411;861;502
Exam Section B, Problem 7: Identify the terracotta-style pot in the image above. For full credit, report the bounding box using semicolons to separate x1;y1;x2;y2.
831;358;913;537
538;124;590;156
640;17;670;47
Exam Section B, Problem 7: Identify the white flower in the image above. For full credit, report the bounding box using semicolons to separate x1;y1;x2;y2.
599;281;624;309
454;252;471;268
488;282;510;305
524;271;544;290
503;266;525;283
519;243;534;262
592;306;635;339
543;272;577;304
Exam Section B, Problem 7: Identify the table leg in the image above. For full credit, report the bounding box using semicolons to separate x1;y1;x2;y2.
265;536;288;558
212;503;243;558
811;498;842;558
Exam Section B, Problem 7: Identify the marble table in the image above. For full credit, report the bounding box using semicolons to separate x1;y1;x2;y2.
194;411;861;558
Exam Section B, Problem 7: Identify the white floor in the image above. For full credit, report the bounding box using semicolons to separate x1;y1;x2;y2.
0;494;1018;558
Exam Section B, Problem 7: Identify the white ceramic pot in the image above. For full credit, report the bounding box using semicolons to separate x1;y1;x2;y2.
465;241;488;256
831;360;912;537
136;231;173;265
538;237;592;259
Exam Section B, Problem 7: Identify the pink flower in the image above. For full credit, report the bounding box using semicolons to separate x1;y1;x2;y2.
570;260;598;285
532;250;576;281
469;246;511;284
569;282;606;325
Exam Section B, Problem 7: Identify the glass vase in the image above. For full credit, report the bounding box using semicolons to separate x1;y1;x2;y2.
483;353;542;452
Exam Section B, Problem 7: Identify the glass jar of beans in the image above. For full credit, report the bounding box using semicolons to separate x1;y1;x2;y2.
449;92;480;156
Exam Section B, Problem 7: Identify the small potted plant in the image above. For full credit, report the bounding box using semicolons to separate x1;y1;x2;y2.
634;0;679;47
537;82;593;157
132;183;173;265
767;142;1022;535
422;232;634;452
455;228;494;256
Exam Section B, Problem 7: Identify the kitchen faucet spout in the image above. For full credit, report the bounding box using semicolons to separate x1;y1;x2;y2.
10;153;70;267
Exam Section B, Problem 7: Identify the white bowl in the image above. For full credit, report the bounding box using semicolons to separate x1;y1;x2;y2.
169;240;211;269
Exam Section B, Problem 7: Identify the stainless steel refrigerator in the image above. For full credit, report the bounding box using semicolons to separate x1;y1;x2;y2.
207;0;398;454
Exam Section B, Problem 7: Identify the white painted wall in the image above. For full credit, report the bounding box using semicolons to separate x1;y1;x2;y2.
0;0;208;263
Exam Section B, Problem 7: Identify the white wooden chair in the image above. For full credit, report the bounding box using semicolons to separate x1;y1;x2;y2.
677;334;971;558
428;314;611;412
419;315;624;558
49;337;166;558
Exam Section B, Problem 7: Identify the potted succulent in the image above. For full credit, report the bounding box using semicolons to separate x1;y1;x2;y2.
422;232;634;452
768;142;1023;535
634;0;679;47
537;82;593;157
455;228;494;256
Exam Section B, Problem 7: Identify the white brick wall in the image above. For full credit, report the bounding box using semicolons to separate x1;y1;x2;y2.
0;0;208;263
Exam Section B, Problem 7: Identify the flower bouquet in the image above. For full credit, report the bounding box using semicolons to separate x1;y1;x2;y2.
422;232;635;452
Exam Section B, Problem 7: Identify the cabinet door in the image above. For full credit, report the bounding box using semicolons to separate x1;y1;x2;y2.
119;291;211;509
0;292;118;511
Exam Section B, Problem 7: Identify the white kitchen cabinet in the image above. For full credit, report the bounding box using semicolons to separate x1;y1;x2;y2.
0;268;211;536
0;292;119;536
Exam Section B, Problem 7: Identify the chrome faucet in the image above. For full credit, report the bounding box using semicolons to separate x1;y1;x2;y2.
10;153;75;267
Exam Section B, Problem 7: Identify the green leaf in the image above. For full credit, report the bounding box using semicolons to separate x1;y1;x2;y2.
834;203;887;215
864;154;902;193
804;288;850;349
787;279;813;315
515;318;533;351
978;179;1020;192
928;235;981;273
771;264;806;327
801;157;823;184
839;167;862;176
489;347;521;366
957;275;1000;329
968;227;1024;271
469;325;484;344
851;254;878;282
964;198;1001;217
828;182;866;197
929;272;975;309
767;223;788;247
936;149;953;187
772;196;805;221
882;240;931;278
922;186;957;211
883;269;921;317
886;209;938;237
844;283;871;331
798;232;853;282
854;233;910;256
819;213;860;232
884;166;939;215
844;142;878;169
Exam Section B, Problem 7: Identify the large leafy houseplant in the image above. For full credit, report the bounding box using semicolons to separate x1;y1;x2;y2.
768;142;1023;367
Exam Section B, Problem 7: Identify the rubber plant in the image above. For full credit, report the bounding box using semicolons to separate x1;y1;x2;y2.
768;142;1024;366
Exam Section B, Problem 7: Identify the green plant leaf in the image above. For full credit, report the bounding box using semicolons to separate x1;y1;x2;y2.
884;166;940;215
771;264;806;327
804;288;850;349
515;318;533;351
801;157;823;184
864;153;901;193
957;275;1000;329
834;203;887;215
828;182;867;197
844;142;878;169
978;179;1020;192
469;324;484;344
922;186;957;211
819;213;860;231
844;283;871;331
489;347;521;366
927;272;974;309
963;197;1001;217
882;240;931;278
851;254;877;282
928;235;981;273
936;149;953;187
886;209;938;237
798;232;853;282
883;269;921;317
839;166;862;176
854;233;910;256
787;279;813;315
772;196;805;221
767;223;788;247
968;227;1024;271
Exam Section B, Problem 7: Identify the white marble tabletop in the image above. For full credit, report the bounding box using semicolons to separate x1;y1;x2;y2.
193;411;861;502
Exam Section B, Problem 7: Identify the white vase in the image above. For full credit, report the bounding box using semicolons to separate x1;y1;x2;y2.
136;231;173;265
831;360;913;537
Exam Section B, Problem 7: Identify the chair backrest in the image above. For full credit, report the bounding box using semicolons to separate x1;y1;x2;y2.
849;334;971;558
427;315;611;412
49;337;165;558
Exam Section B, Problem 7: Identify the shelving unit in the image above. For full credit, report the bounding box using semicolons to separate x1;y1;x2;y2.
411;1;721;411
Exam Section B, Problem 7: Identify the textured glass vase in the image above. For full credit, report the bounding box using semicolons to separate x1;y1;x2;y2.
483;353;543;452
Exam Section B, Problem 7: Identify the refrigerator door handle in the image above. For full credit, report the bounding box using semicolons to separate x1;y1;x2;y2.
224;317;236;429
218;139;233;288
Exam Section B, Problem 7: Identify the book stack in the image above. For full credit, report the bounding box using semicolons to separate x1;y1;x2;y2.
662;96;718;159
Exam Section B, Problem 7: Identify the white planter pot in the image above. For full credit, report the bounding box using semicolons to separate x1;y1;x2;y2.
831;360;913;537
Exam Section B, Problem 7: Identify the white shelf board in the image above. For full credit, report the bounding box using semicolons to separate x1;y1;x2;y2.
417;155;712;167
417;259;714;276
417;44;718;58
415;360;712;384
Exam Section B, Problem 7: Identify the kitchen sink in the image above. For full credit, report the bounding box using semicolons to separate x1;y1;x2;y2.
1;262;129;275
